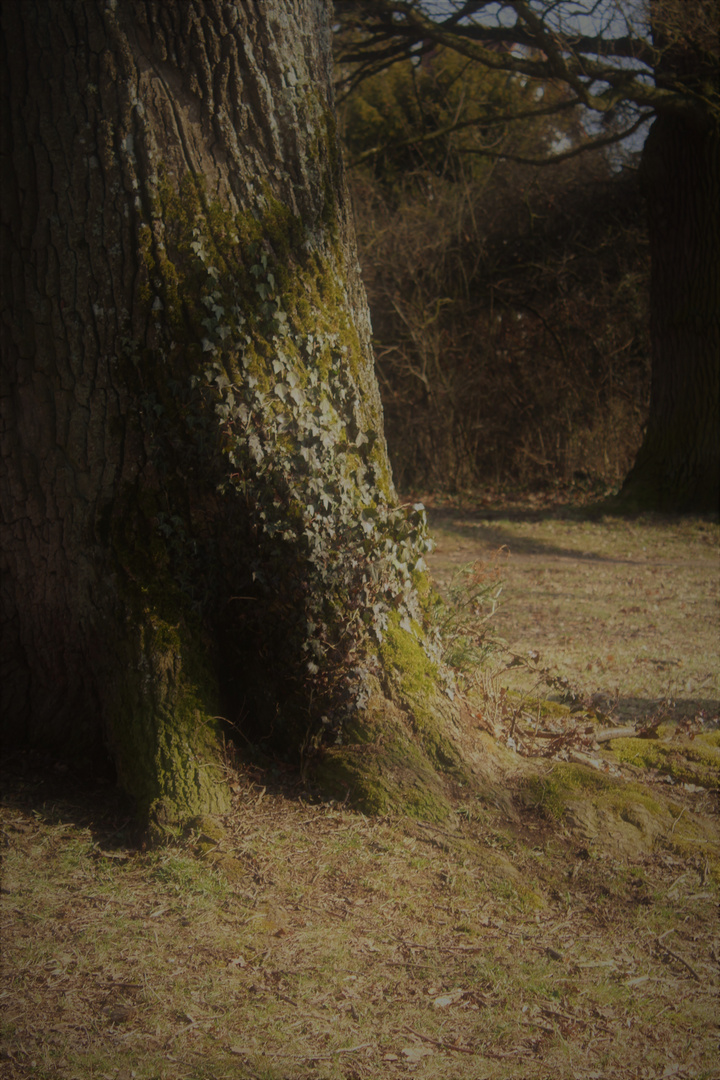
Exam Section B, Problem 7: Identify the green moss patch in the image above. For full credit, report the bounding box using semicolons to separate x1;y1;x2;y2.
379;614;439;699
524;763;614;820
377;614;466;773
316;687;453;820
524;764;673;858
610;734;720;790
523;759;720;862
315;741;452;820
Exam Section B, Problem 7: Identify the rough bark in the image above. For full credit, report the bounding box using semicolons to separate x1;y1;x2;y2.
619;113;720;513
1;0;468;828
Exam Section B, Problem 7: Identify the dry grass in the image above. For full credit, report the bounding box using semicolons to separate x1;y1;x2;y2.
428;501;719;724
2;755;719;1080
2;501;719;1080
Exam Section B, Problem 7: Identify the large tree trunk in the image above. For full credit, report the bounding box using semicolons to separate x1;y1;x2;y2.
1;0;468;829
619;121;719;513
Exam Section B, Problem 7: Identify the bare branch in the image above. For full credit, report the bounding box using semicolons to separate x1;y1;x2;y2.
335;0;719;125
451;109;654;166
346;96;583;169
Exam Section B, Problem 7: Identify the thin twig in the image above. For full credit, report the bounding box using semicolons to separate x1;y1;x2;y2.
413;820;462;840
655;938;701;981
540;1004;588;1027
393;936;493;953
595;726;638;743
402;1025;478;1055
269;1042;374;1061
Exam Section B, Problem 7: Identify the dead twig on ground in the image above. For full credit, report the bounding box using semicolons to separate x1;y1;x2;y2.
402;1025;478;1055
595;726;638;743
655;935;701;982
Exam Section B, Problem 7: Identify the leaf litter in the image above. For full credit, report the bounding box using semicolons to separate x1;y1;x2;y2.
1;499;719;1080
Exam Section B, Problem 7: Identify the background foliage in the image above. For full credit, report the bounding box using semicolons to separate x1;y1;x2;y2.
338;48;652;493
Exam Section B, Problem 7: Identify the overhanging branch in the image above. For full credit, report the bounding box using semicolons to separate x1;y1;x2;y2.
335;0;719;125
346;96;584;168
452;109;654;166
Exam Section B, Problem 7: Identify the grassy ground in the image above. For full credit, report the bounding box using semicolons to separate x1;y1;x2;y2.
2;499;719;1080
427;497;719;721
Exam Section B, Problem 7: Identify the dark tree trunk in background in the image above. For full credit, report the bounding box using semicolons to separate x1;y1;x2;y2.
621;1;719;513
1;0;467;829
619;113;720;512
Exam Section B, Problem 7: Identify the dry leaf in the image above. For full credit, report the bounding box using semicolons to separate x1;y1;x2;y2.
433;988;465;1008
401;1045;434;1062
102;1004;135;1024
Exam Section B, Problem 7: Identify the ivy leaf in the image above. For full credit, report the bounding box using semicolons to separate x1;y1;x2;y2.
248;434;263;462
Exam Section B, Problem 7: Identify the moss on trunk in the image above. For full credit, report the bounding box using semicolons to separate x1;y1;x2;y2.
98;162;456;825
1;1;477;830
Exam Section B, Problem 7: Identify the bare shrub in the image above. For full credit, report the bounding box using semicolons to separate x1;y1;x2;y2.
351;154;650;493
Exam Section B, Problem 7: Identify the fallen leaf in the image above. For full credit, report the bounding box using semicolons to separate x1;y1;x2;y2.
401;1045;434;1062
102;1004;135;1024
433;989;465;1008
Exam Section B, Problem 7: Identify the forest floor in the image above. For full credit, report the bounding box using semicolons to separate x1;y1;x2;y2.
2;497;719;1080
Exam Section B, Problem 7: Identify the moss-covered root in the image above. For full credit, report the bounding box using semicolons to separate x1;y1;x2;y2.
315;689;453;820
104;608;230;841
523;761;720;866
315;617;484;820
